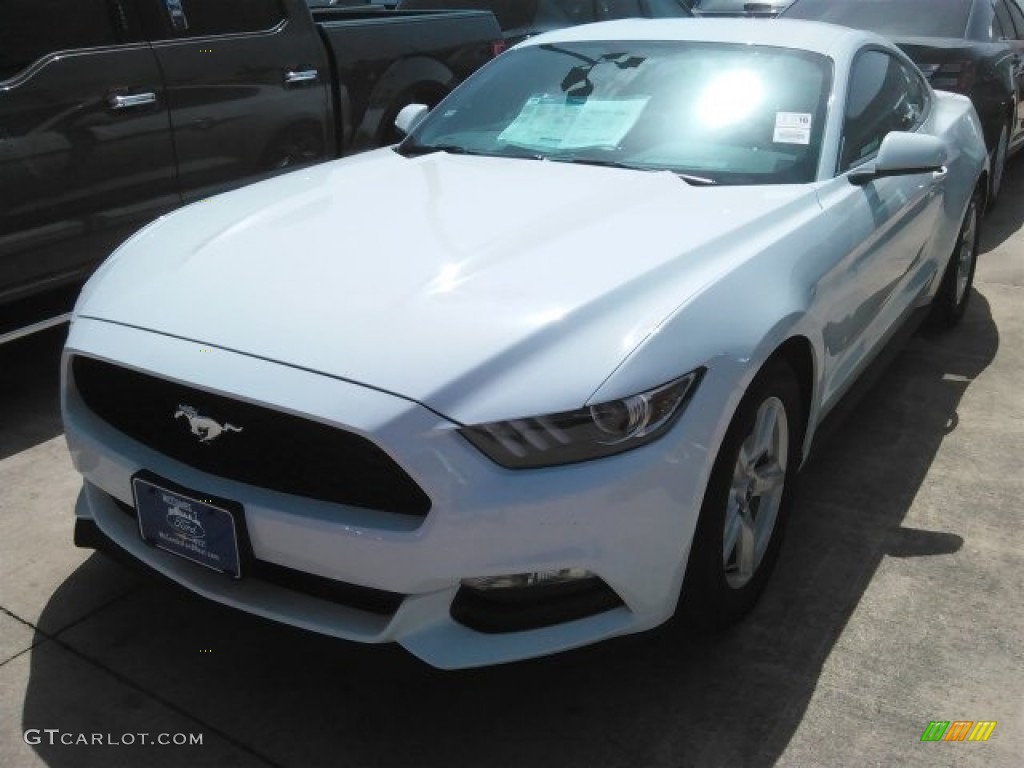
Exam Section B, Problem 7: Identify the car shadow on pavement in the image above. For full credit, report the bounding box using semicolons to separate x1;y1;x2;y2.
18;282;1000;768
0;325;68;461
981;152;1024;251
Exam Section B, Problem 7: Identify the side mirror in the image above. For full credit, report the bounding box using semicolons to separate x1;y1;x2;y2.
394;103;430;138
849;132;947;185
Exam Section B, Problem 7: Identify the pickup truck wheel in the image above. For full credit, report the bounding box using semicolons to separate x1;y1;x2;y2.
681;359;803;630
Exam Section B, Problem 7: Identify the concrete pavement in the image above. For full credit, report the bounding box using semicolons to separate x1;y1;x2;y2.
1;168;1022;767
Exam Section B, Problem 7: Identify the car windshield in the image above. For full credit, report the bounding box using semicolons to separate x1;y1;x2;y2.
784;0;972;38
400;40;832;185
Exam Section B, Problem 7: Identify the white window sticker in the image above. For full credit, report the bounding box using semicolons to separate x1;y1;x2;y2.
773;112;812;145
498;95;649;151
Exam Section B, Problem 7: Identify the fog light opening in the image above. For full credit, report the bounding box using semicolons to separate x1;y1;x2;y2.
452;569;624;633
461;567;596;591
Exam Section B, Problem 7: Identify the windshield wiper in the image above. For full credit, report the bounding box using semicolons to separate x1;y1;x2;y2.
398;144;718;184
544;155;718;185
545;155;651;172
398;142;546;161
398;142;482;157
493;143;547;160
673;173;718;186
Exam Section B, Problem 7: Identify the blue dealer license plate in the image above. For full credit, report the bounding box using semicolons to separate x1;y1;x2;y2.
133;477;242;578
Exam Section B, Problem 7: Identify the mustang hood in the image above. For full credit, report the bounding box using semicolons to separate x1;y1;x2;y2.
78;150;814;423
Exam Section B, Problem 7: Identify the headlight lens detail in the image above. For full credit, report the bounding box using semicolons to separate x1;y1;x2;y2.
460;369;704;469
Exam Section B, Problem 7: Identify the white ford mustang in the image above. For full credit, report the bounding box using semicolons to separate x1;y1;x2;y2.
63;19;987;669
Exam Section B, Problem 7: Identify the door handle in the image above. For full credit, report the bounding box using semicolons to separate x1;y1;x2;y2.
107;92;157;110
932;167;948;181
284;69;319;86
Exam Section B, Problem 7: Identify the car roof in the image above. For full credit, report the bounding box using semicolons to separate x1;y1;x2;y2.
516;17;889;59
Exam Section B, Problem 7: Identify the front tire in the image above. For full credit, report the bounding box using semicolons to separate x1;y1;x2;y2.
682;359;804;630
931;186;982;329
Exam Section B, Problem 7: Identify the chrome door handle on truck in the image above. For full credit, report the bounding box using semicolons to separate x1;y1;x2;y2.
284;70;319;85
107;92;157;110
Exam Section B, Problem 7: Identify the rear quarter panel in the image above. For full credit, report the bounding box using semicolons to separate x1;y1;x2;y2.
926;89;989;251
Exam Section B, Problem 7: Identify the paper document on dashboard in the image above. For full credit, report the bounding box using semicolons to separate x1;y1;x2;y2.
498;95;648;150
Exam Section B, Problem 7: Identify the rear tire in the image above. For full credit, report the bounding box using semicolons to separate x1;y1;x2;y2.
681;359;804;630
930;186;982;329
988;119;1009;208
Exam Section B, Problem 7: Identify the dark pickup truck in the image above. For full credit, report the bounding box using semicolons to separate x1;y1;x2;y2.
0;0;501;341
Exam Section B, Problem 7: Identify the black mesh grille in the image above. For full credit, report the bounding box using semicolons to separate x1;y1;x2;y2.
72;356;431;516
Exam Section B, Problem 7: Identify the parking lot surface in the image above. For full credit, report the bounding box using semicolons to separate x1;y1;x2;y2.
1;165;1022;767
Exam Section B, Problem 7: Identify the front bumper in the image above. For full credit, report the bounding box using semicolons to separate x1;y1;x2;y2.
63;317;718;668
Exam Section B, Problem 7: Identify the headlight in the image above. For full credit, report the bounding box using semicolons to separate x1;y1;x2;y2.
459;369;704;469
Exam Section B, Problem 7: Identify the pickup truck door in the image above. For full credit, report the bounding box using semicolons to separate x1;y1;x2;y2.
0;0;178;302
140;0;332;203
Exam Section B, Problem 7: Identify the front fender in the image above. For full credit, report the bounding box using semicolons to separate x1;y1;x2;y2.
586;214;832;468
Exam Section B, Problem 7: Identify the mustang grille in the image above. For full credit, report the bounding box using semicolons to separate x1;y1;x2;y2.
71;356;431;516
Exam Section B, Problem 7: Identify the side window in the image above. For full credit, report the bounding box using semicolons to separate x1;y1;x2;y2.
1005;0;1024;36
597;0;643;19
994;0;1017;39
158;0;285;37
0;0;119;81
491;0;539;29
642;0;693;17
896;61;929;126
992;8;1008;40
840;50;929;172
537;0;596;26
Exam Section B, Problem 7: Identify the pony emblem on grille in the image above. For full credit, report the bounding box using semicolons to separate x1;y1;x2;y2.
174;404;243;444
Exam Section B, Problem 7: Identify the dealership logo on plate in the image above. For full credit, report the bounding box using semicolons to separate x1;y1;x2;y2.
174;404;243;444
163;498;206;543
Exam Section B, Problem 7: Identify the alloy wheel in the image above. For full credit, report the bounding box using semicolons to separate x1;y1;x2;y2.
991;123;1009;203
723;396;789;589
955;198;979;306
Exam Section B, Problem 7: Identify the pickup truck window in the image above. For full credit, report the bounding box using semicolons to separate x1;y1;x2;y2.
154;0;286;37
0;0;119;81
643;0;694;16
537;0;595;26
598;0;643;17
